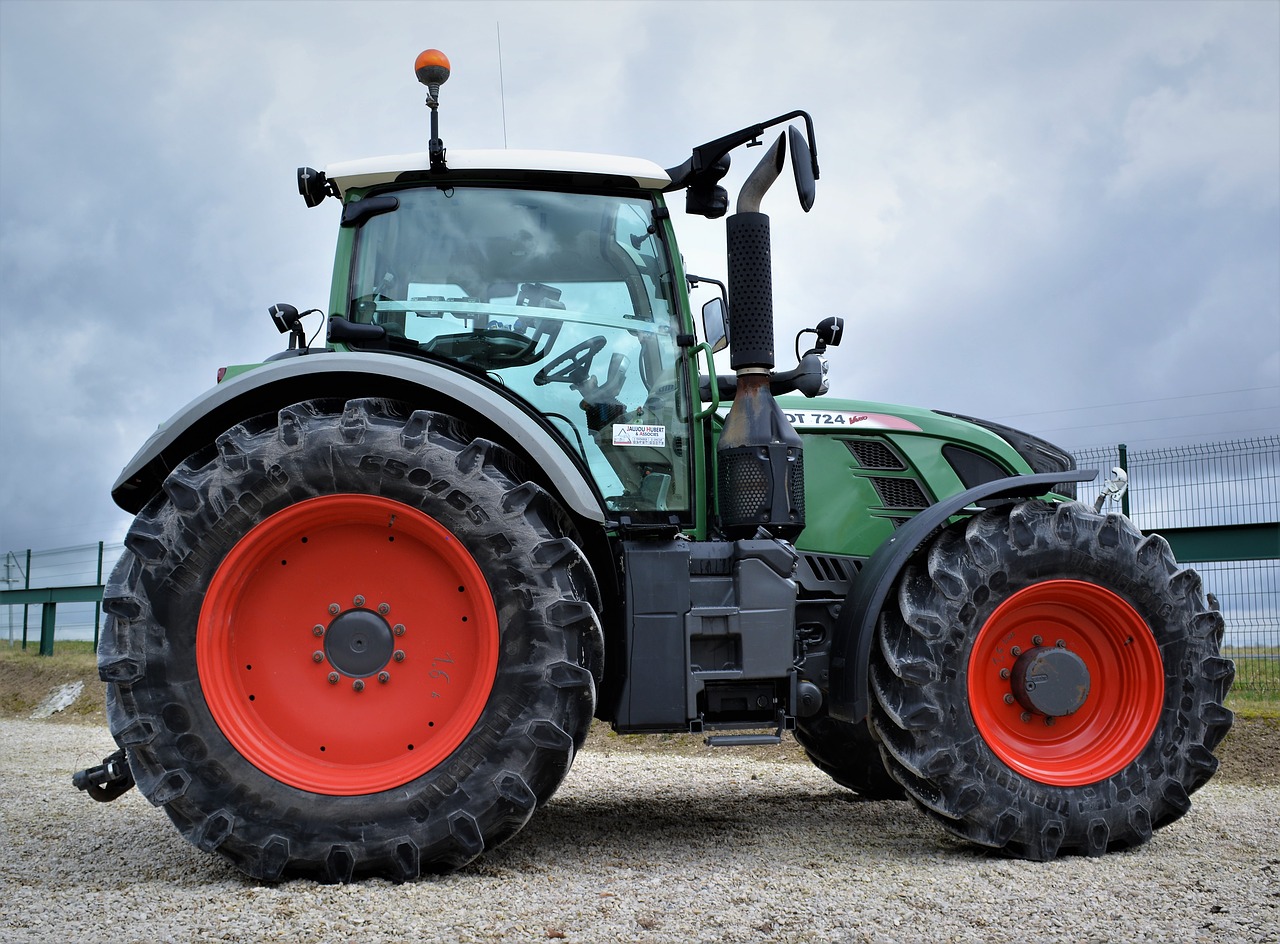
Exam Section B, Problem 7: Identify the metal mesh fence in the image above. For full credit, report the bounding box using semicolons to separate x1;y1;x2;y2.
1074;437;1279;530
1072;437;1279;694
1190;559;1278;696
1;543;124;646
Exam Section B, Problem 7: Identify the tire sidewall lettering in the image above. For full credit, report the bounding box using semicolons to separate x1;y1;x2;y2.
349;452;493;539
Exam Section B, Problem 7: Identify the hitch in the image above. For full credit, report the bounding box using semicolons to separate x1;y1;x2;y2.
72;748;135;803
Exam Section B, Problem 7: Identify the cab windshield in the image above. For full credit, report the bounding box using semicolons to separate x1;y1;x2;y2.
346;185;690;517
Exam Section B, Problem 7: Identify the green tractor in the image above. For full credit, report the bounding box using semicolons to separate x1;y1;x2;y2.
76;50;1233;881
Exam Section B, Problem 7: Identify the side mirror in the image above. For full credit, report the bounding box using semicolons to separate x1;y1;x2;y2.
702;297;729;353
788;126;816;212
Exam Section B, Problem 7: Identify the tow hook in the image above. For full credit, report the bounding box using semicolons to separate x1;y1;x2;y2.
72;748;135;802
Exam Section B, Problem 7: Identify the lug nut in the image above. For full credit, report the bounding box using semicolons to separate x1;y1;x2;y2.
1010;646;1022;657
1045;717;1056;727
1003;693;1015;705
352;679;365;692
378;671;390;684
393;649;406;663
328;603;341;616
1020;711;1033;723
1032;635;1044;647
311;650;324;663
354;594;366;607
378;603;391;615
393;623;406;637
327;672;340;684
999;668;1010;680
1056;639;1067;649
312;624;325;637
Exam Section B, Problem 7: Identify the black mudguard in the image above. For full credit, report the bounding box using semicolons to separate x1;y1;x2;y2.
826;469;1097;724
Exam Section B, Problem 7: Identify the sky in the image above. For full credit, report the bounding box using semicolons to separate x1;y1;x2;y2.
1;0;1277;555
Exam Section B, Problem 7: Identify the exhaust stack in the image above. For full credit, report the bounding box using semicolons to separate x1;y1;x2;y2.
716;134;805;541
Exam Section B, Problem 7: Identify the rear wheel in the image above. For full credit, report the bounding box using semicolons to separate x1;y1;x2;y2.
99;398;604;881
869;500;1234;860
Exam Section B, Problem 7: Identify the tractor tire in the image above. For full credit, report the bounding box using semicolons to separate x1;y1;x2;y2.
869;499;1234;861
793;712;904;800
98;398;604;882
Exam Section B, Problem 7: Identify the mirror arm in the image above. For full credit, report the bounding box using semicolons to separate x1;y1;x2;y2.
686;273;727;294
665;110;819;191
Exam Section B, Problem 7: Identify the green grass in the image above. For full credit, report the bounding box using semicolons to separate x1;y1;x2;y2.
0;638;97;661
0;639;101;717
1223;647;1280;718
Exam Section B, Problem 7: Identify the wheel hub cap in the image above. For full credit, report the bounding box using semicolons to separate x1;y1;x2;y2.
1010;646;1091;717
324;609;395;678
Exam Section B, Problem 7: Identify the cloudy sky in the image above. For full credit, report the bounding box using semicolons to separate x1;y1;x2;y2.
1;0;1277;555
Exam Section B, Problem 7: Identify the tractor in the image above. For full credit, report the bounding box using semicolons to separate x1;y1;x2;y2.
75;49;1234;882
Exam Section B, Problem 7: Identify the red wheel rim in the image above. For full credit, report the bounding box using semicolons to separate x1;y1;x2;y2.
197;495;498;795
967;580;1163;787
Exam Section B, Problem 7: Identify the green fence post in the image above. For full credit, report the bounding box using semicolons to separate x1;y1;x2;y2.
94;540;104;651
39;601;56;656
1118;443;1130;518
21;549;31;650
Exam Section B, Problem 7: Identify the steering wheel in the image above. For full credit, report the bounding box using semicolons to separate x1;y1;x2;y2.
534;336;607;386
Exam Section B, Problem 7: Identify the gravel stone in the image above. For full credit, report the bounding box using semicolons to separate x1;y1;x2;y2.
1;718;1277;943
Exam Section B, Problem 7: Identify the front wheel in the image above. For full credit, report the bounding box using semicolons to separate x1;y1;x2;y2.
870;500;1234;860
99;398;604;881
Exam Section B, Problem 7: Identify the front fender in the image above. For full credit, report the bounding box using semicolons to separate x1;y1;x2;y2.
112;351;607;523
827;469;1097;724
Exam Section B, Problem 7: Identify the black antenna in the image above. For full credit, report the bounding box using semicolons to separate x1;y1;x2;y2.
497;23;509;148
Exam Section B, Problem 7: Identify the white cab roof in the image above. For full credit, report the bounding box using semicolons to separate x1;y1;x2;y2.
326;149;671;193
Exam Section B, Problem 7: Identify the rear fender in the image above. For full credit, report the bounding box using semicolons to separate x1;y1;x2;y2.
112;352;606;523
826;470;1097;724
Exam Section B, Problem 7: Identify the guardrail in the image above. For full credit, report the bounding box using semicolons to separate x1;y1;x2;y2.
2;543;115;656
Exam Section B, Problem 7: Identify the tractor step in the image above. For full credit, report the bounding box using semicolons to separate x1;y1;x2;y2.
704;733;782;747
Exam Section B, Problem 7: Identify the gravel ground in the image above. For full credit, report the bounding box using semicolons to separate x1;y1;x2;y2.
1;719;1277;944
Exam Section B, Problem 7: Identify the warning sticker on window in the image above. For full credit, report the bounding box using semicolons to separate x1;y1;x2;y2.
612;424;666;447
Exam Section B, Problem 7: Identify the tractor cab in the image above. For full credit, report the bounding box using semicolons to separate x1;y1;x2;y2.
329;176;693;519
